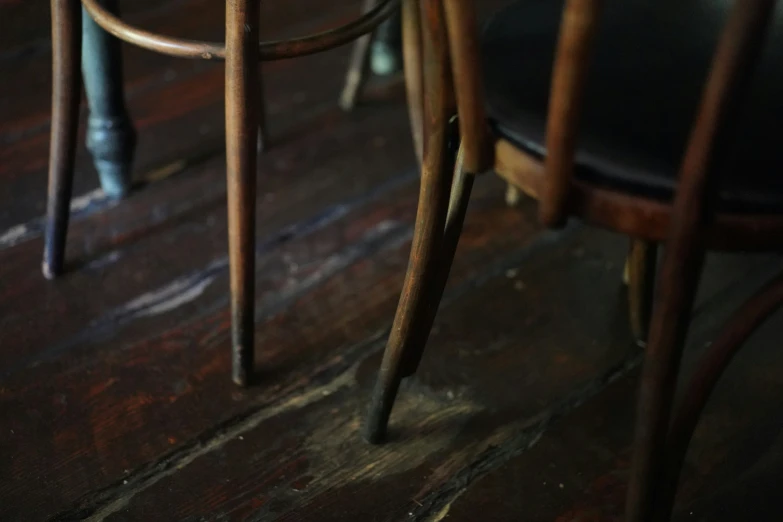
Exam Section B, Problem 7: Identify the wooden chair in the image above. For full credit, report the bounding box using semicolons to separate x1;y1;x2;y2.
44;0;400;385
366;0;783;520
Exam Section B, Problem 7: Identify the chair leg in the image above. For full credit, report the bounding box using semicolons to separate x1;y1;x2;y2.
505;183;521;207
401;141;474;377
370;8;402;76
339;0;378;111
625;245;706;522
226;0;260;387
81;0;137;199
43;0;82;279
401;0;424;166
365;124;468;444
364;0;455;444
627;239;658;345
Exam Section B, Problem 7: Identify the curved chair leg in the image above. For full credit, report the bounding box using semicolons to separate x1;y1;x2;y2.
654;272;783;521
627;239;658;345
81;0;137;199
364;124;460;444
625;245;706;522
401;0;424;165
43;0;82;279
364;0;457;444
226;0;260;387
401;142;474;377
339;0;379;111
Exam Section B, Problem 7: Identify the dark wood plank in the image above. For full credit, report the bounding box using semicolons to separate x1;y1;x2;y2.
2;1;779;521
0;90;414;518
63;221;645;521
0;100;414;374
98;234;777;522
3;160;544;512
440;254;783;522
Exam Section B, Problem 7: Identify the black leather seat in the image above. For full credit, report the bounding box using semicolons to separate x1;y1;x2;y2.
481;0;783;213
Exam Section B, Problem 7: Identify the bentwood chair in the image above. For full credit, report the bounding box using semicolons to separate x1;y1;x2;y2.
366;0;783;520
44;0;400;386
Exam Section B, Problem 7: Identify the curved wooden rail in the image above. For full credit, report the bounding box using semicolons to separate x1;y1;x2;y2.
81;0;400;60
651;272;783;520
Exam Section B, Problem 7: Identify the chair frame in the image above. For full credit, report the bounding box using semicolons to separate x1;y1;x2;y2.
45;0;400;386
367;1;783;521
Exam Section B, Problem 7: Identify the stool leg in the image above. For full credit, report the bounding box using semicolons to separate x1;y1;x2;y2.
81;0;137;199
43;0;82;279
226;0;260;386
627;239;658;345
370;8;402;76
339;0;378;111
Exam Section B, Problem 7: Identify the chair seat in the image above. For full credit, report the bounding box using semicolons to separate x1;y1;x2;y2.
481;0;783;213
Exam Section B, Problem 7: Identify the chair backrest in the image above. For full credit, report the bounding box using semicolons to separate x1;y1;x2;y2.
436;0;776;229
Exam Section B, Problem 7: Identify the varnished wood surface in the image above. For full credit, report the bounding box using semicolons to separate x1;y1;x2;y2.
1;1;781;520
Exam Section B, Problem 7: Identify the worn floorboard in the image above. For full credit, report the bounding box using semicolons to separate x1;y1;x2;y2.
1;1;781;521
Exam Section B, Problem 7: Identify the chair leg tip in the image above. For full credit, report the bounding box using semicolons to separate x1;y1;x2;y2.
339;94;356;112
339;71;362;112
42;261;61;280
96;160;134;200
363;421;387;445
232;368;250;387
370;42;401;77
231;310;254;387
364;395;391;444
232;357;251;387
622;258;631;285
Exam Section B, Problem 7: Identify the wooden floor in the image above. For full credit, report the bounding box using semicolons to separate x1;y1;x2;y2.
2;2;783;521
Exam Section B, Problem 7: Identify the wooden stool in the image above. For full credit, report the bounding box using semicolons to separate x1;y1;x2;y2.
44;0;400;386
